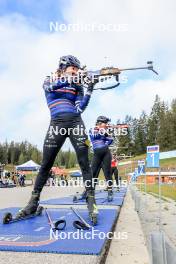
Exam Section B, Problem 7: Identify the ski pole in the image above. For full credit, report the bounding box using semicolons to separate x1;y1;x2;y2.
45;208;66;231
70;207;91;229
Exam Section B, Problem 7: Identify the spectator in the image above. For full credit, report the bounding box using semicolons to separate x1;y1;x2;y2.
20;174;26;187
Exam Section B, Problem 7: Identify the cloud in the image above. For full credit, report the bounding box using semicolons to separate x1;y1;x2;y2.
0;0;176;149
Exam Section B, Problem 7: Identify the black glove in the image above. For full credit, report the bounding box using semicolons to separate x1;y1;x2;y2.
84;74;99;93
87;83;94;93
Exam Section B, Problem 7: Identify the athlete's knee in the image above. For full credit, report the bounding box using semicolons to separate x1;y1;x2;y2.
78;156;90;171
77;147;89;163
39;159;53;174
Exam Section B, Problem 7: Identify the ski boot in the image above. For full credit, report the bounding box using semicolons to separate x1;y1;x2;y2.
86;190;98;225
107;188;113;202
73;190;87;202
16;191;40;218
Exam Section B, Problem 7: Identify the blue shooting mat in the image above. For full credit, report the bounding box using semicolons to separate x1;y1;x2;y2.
40;188;127;206
0;207;119;255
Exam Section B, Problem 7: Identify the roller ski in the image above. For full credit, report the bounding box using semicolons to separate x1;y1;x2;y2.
3;206;43;224
71;207;91;230
86;190;98;225
3;191;43;224
73;190;87;202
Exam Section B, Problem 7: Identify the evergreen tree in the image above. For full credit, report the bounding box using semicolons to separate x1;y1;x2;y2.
68;152;77;168
134;113;147;154
116;115;134;156
157;101;172;150
147;95;162;145
19;153;25;164
170;99;176;149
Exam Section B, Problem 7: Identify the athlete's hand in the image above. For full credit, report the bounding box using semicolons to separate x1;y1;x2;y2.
91;127;100;138
86;83;94;93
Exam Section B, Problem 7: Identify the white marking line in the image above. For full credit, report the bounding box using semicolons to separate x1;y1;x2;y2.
57;216;66;220
34;227;45;232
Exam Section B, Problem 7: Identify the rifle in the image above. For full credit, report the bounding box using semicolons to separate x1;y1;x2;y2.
94;123;128;129
49;61;158;91
105;124;129;129
85;61;158;90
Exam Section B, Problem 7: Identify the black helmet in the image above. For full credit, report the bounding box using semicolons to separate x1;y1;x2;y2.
96;116;111;124
58;55;81;70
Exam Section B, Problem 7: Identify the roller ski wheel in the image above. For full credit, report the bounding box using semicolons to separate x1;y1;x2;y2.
107;189;113;202
3;212;13;224
86;190;98;226
3;206;43;224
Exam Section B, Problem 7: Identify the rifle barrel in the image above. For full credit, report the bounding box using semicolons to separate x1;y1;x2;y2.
119;66;149;72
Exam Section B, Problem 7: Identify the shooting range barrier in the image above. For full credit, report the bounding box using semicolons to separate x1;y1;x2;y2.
0;207;119;255
149;231;176;264
130;184;176;264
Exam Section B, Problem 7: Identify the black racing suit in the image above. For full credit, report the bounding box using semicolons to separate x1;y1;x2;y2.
90;127;113;189
91;146;113;188
34;77;93;193
111;167;119;187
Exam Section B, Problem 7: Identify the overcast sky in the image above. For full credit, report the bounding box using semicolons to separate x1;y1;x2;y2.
0;0;176;149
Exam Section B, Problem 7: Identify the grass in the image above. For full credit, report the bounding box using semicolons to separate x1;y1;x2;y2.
117;155;176;178
4;164;15;171
121;154;176;166
137;183;176;201
160;157;176;167
128;154;176;200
